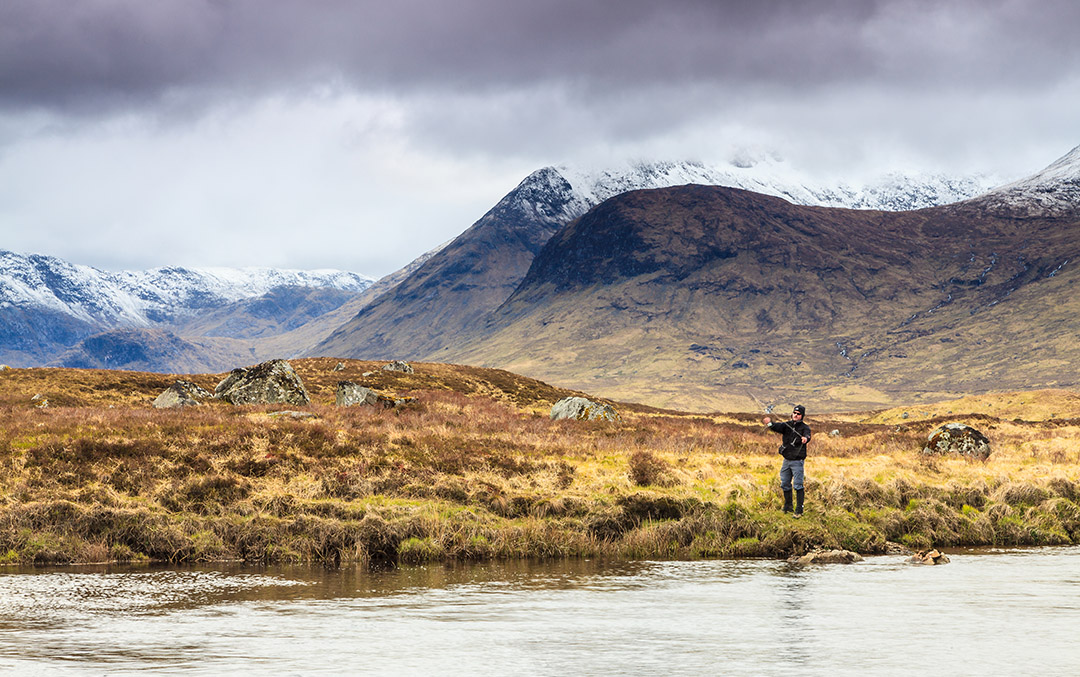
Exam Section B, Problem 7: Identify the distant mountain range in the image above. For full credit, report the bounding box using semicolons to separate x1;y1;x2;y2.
0;253;372;369
12;148;1077;413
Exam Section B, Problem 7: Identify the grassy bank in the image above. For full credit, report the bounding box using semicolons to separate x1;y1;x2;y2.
1;360;1078;566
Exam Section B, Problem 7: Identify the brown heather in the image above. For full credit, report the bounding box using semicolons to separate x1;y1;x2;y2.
1;360;1078;566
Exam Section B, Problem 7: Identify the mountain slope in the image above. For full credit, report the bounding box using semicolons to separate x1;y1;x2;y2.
313;160;997;361
436;148;1080;411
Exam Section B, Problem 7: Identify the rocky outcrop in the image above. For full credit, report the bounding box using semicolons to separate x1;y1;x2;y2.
922;423;991;460
153;380;213;409
214;359;310;406
335;381;393;408
790;549;864;565
382;360;414;373
550;396;620;422
909;549;950;565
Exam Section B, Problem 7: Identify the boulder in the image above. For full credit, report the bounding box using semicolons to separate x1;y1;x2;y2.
922;423;991;460
267;410;320;420
335;381;393;408
214;368;248;397
153;380;213;409
885;541;914;556
550;396;620;422
382;360;414;373
790;549;864;565
215;359;311;406
332;362;346;372
908;548;950;565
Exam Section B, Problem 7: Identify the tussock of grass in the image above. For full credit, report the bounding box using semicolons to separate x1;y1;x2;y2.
1;362;1079;566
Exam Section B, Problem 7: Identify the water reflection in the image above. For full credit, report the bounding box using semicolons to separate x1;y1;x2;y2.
0;547;1077;675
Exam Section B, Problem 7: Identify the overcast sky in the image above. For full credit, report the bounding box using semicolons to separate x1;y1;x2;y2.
2;0;1078;278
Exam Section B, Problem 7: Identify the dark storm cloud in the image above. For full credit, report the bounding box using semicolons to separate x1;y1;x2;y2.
4;0;1079;113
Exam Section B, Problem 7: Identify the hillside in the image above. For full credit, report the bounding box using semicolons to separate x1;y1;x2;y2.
0;358;592;411
435;176;1080;412
1;362;1078;566
313;161;995;362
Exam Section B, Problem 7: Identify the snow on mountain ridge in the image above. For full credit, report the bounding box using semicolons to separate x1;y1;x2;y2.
974;144;1080;216
550;158;999;216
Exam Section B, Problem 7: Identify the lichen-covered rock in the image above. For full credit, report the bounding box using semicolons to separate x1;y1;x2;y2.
922;423;991;459
790;549;864;565
382;360;414;373
153;380;212;409
215;359;310;406
550;396;620;422
214;368;248;397
335;381;393;408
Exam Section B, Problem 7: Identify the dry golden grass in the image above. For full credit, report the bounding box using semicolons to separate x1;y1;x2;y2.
1;361;1078;566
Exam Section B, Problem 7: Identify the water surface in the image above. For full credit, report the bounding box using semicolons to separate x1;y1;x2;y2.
1;546;1077;675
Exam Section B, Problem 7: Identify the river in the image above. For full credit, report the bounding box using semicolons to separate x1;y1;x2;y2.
0;546;1077;675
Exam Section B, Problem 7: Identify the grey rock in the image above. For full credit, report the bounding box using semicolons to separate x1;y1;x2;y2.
382;360;414;373
829;429;841;437
550;396;620;422
335;381;392;408
153;380;212;409
215;359;311;406
922;423;991;460
332;362;346;372
885;541;914;555
214;368;248;396
267;410;320;419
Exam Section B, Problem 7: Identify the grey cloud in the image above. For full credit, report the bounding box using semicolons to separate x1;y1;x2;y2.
4;0;1080;114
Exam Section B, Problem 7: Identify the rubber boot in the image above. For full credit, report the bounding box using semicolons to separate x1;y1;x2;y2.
794;489;805;518
782;490;793;513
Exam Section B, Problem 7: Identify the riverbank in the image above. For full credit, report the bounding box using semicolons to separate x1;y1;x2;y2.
2;361;1078;566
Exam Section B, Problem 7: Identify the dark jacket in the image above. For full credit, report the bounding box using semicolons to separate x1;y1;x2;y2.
767;419;811;460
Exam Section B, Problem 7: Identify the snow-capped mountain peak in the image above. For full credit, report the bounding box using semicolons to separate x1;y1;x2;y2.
513;158;999;225
973;144;1080;216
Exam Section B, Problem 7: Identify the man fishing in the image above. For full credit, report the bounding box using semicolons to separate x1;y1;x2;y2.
762;404;811;517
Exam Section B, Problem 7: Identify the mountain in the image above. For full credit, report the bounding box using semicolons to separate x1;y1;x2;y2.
433;145;1080;411
313;159;997;361
0;250;374;368
966;144;1080;217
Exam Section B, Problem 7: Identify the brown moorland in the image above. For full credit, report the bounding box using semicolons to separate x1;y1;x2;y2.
1;359;1077;566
